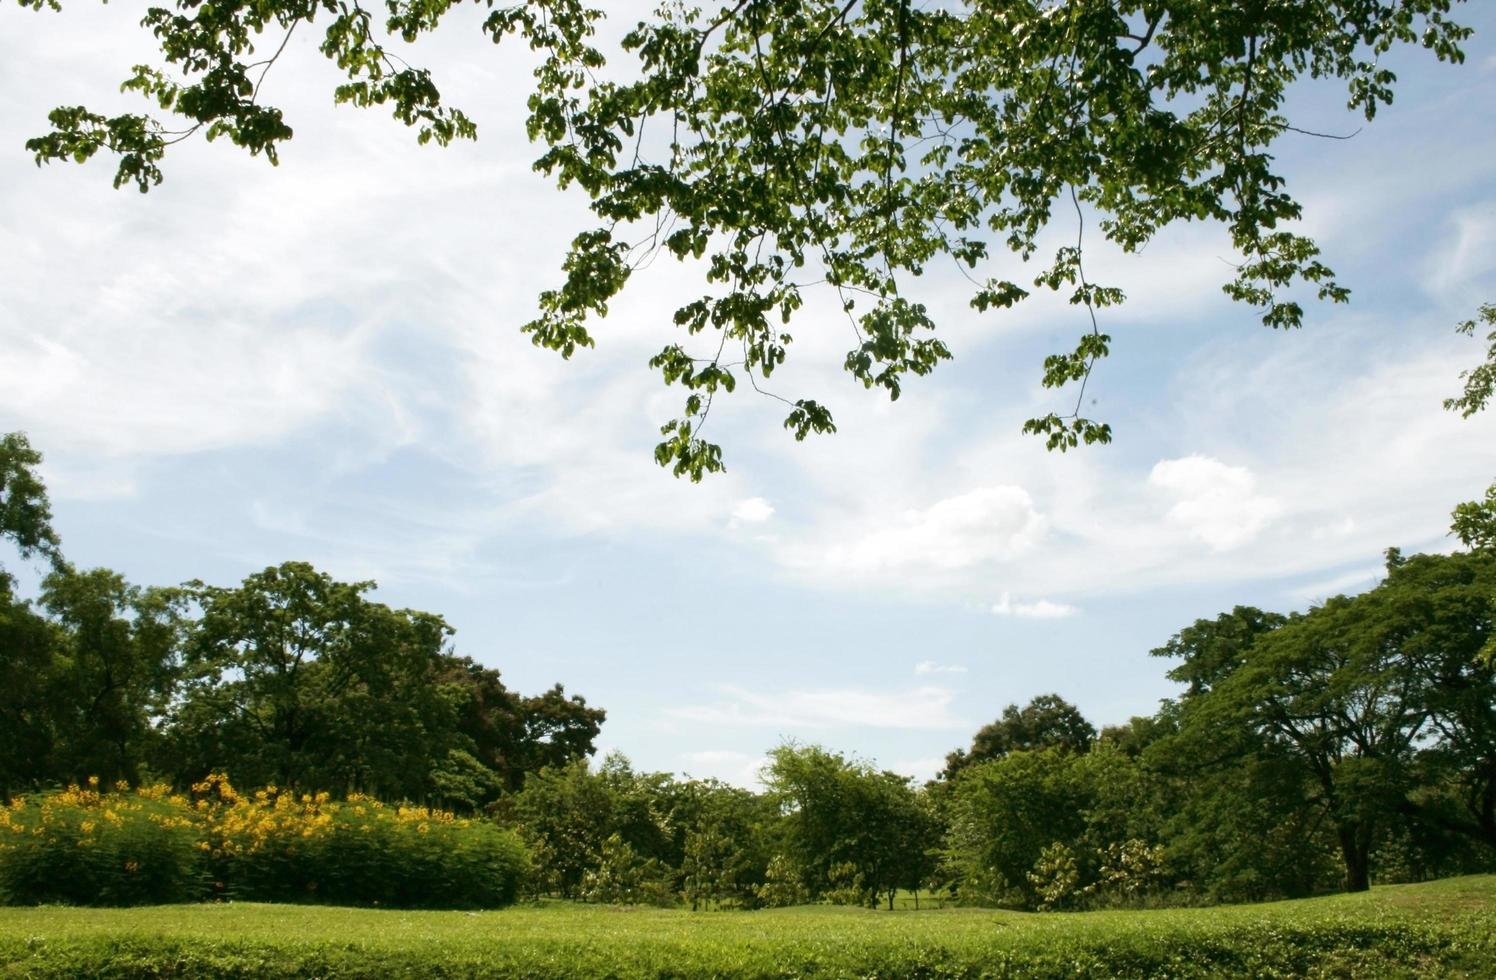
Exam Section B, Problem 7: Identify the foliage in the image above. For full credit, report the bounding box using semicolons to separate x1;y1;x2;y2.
578;833;674;906
944;746;1089;908
763;744;934;908
1082;839;1170;906
1446;303;1496;420
0;779;202;906
1027;842;1082;912
3;876;1496;978
0;579;61;797
0;777;529;909
679;781;772;910
942;693;1096;778
15;6;1478;475
0;432;60;570
39;568;183;790
174;562;458;793
1155;550;1496;894
507;754;678;898
0;526;603;804
1447;303;1496;555
1451;483;1496;554
194;774;530;908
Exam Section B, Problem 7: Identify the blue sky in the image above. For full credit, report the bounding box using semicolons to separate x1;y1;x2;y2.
3;4;1494;787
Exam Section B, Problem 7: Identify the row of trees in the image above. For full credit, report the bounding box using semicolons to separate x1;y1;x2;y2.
501;747;936;910
500;548;1495;910
0;434;603;808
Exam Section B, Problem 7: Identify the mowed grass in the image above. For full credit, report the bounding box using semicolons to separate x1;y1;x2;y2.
2;876;1495;978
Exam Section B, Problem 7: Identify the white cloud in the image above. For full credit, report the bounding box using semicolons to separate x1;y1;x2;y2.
730;497;775;525
991;593;1079;620
668;685;967;731
914;660;967;675
1149;455;1281;551
820;486;1047;574
678;750;768;789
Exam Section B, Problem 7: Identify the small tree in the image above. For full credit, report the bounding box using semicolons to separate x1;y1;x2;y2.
755;855;808;909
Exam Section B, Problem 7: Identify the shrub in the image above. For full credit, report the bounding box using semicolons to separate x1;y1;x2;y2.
0;776;530;909
755;854;807;908
196;776;530;908
578;833;674;907
0;779;203;906
1027;842;1080;911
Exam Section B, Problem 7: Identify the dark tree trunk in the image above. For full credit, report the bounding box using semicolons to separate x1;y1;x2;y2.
1337;824;1372;892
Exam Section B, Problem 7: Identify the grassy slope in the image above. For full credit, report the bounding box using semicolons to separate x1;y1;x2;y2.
2;876;1494;978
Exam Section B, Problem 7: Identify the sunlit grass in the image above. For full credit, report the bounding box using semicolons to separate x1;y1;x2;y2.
2;875;1493;977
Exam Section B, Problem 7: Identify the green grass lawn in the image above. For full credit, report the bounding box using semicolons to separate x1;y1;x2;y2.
2;875;1494;978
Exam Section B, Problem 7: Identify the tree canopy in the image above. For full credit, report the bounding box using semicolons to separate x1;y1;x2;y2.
13;0;1477;476
0;432;60;572
941;693;1096;778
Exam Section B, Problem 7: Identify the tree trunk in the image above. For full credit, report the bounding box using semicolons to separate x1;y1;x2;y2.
1337;824;1372;892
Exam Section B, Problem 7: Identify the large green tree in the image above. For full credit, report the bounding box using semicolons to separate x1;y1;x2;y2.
0;433;63;796
508;754;676;898
434;654;604;795
0;580;61;796
170;561;455;791
13;2;1476;476
39;566;183;788
1161;552;1496;892
1368;550;1496;851
762;743;931;908
170;562;605;801
942;693;1097;778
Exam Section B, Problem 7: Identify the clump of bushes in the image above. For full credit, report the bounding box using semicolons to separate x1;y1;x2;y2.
0;776;529;908
0;779;202;906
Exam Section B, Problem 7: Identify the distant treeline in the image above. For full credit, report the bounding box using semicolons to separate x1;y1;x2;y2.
3;431;1495;911
503;546;1496;910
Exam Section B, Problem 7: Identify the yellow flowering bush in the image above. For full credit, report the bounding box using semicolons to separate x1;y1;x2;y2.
195;776;530;908
0;776;529;908
0;777;202;905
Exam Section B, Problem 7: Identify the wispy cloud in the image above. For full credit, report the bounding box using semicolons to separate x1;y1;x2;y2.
730;497;775;526
914;660;967;675
991;593;1079;620
668;685;967;732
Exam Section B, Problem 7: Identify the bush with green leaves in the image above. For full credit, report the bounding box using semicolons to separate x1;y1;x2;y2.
200;778;530;909
0;781;203;906
0;778;530;909
578;833;674;907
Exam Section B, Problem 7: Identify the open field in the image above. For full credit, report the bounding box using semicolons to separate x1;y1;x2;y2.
2;876;1494;978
